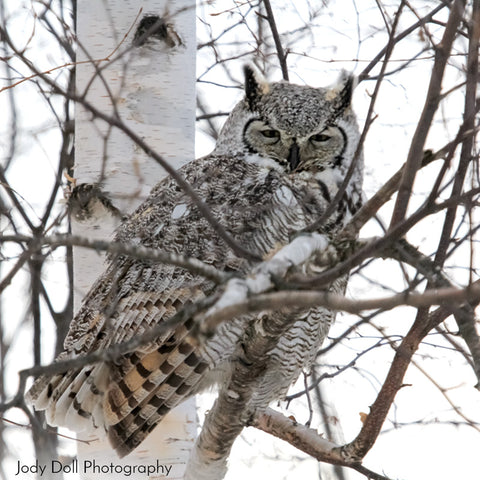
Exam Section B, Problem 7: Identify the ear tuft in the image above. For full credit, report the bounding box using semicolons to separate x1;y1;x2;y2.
325;71;356;118
338;71;356;107
243;65;269;110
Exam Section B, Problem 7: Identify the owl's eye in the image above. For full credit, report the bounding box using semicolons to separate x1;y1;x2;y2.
261;129;280;139
310;133;331;144
243;120;281;148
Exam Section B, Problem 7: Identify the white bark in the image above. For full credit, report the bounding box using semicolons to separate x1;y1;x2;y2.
73;1;196;478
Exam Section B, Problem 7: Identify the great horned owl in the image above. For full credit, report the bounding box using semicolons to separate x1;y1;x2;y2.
27;66;363;457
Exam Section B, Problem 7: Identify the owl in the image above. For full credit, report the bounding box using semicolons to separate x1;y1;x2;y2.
27;66;363;458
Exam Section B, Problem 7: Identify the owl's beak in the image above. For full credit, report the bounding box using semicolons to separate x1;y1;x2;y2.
288;142;300;171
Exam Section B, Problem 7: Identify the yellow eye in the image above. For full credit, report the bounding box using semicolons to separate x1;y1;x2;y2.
261;129;280;139
310;133;331;143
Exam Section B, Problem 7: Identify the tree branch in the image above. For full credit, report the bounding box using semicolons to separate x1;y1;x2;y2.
201;282;480;331
292;186;480;288
358;1;451;82
432;0;479;267
389;0;466;228
0;233;230;285
262;0;289;80
253;408;344;464
341;303;459;461
253;409;393;480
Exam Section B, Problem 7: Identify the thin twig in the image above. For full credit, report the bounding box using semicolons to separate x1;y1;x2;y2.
341;303;457;461
358;1;451;81
389;0;466;228
262;0;289;80
292;186;480;288
305;1;406;233
0;233;230;285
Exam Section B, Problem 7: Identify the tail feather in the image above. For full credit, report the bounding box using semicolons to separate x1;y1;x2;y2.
104;318;194;424
107;356;209;457
27;362;109;433
25;286;212;456
111;350;203;436
64;363;110;429
47;369;96;431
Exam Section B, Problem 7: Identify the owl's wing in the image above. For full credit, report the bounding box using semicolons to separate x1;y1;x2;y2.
27;153;318;457
104;284;212;456
27;156;265;457
26;158;238;456
27;255;218;457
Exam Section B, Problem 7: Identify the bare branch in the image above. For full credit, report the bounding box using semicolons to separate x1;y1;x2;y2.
261;0;289;80
389;0;466;228
294;186;480;288
433;0;479;267
305;0;406;234
341;304;456;461
253;408;344;464
0;233;230;285
202;282;480;328
358;1;451;82
340;133;469;238
253;409;393;480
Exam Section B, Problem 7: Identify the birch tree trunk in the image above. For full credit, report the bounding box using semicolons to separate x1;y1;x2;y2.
73;1;196;478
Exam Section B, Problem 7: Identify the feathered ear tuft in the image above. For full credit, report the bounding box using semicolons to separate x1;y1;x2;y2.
244;65;269;111
326;71;357;115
